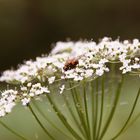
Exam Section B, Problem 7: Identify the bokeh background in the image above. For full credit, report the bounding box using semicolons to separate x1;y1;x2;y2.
0;0;140;71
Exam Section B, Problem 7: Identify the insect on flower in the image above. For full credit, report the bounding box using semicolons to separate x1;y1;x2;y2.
63;58;79;71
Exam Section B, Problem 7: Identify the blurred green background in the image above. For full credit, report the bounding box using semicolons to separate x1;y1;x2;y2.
0;0;140;70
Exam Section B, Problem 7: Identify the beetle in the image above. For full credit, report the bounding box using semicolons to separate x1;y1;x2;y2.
63;58;79;71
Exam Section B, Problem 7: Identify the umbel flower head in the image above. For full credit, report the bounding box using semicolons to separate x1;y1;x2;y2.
0;37;140;116
0;37;140;140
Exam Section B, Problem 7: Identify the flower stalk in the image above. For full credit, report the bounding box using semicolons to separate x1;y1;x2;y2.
98;75;124;140
96;76;105;139
112;88;140;140
32;99;77;140
28;104;55;140
0;120;28;140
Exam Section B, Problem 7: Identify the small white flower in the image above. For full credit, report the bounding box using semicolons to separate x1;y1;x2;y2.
41;87;50;94
5;102;16;113
84;69;93;78
29;93;34;97
135;57;139;61
74;76;83;81
99;59;108;64
48;76;55;84
27;83;32;87
28;83;50;97
0;109;5;117
60;85;65;94
21;98;30;106
21;87;27;91
96;69;104;76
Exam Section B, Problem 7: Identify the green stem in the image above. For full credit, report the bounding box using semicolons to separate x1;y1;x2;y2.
70;82;89;139
83;82;91;140
46;94;83;140
93;79;99;140
32;100;73;140
0;120;28;140
91;80;95;140
111;88;140;140
122;113;140;133
107;64;115;114
62;93;86;139
96;76;105;139
98;76;124;140
28;104;55;140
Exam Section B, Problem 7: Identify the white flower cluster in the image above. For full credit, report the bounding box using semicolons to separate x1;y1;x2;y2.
1;37;140;84
0;90;17;117
0;83;50;116
0;53;69;84
120;57;140;74
0;37;139;117
21;83;50;106
60;38;140;80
